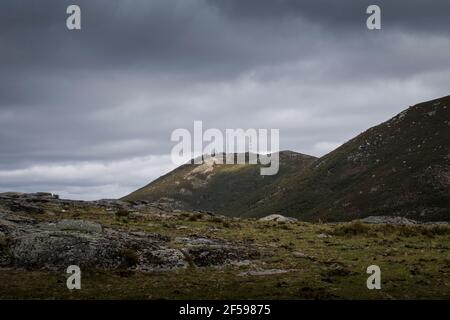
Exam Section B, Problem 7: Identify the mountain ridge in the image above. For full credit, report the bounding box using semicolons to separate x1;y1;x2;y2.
243;95;450;221
124;95;450;221
123;150;317;215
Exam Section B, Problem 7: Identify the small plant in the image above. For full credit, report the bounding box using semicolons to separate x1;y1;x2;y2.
116;208;129;217
211;216;224;223
0;236;11;257
277;221;292;230
408;225;450;238
120;248;139;268
331;221;373;237
188;213;203;221
222;221;231;228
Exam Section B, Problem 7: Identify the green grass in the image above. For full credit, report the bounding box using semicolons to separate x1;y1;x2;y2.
1;209;450;299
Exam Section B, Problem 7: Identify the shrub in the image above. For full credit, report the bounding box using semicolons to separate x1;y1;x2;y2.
331;221;373;237
188;213;203;221
116;208;129;217
332;222;450;238
0;236;10;256
418;225;450;237
222;221;231;228
211;216;224;223
120;248;139;268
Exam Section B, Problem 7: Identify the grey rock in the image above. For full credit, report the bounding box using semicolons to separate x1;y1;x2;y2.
10;231;121;270
7;228;180;271
229;259;252;266
175;236;219;246
292;251;316;260
317;233;332;239
259;214;298;223
238;269;297;276
0;209;261;271
359;216;418;225
137;248;188;271
186;244;259;267
54;219;103;233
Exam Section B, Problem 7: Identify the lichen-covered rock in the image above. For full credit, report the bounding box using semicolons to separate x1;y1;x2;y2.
259;214;298;223
138;248;188;271
10;231;122;270
0;209;261;271
186;244;260;267
359;216;418;225
238;269;297;276
50;219;103;233
7;228;188;271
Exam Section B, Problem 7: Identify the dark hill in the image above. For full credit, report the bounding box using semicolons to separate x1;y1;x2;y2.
124;95;450;222
122;151;317;216
244;95;450;221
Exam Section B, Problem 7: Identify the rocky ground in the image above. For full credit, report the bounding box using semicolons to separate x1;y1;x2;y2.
1;192;449;299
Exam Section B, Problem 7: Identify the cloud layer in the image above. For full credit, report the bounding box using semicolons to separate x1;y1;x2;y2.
1;0;450;199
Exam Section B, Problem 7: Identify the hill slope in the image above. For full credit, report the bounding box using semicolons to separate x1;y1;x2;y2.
244;95;450;221
123;151;317;216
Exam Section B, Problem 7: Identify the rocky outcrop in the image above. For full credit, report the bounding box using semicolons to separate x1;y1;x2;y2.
0;192;188;217
238;269;298;276
359;216;418;225
43;219;103;233
259;214;298;223
176;236;260;267
0;211;182;271
0;196;261;271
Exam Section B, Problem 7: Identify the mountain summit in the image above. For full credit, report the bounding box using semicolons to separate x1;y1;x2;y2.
124;95;450;222
122;151;317;215
245;95;450;221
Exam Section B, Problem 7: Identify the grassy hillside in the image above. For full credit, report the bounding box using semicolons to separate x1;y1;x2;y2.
245;95;450;221
2;205;450;299
123;151;317;216
124;96;450;222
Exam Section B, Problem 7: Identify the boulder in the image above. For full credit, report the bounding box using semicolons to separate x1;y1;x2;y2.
53;219;103;233
238;269;297;276
0;210;262;271
186;244;260;267
259;214;298;223
359;216;418;225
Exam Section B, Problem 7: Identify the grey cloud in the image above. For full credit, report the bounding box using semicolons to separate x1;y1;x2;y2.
208;0;450;34
0;0;449;199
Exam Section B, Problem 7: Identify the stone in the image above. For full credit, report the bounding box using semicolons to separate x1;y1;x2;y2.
259;214;298;223
53;219;103;233
292;251;316;260
359;216;418;225
0;204;263;272
186;245;259;267
175;236;218;246
317;233;332;239
238;269;297;276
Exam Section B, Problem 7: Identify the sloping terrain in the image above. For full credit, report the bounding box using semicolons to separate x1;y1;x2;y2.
124;95;450;222
245;95;450;221
1;193;450;299
123;151;317;216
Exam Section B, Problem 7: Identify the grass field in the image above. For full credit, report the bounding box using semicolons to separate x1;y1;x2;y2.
1;209;449;299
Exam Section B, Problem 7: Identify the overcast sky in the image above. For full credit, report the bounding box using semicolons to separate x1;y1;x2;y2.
1;0;449;200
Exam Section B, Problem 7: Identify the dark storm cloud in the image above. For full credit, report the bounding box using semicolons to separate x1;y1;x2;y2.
0;0;304;76
1;0;450;199
208;0;450;33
